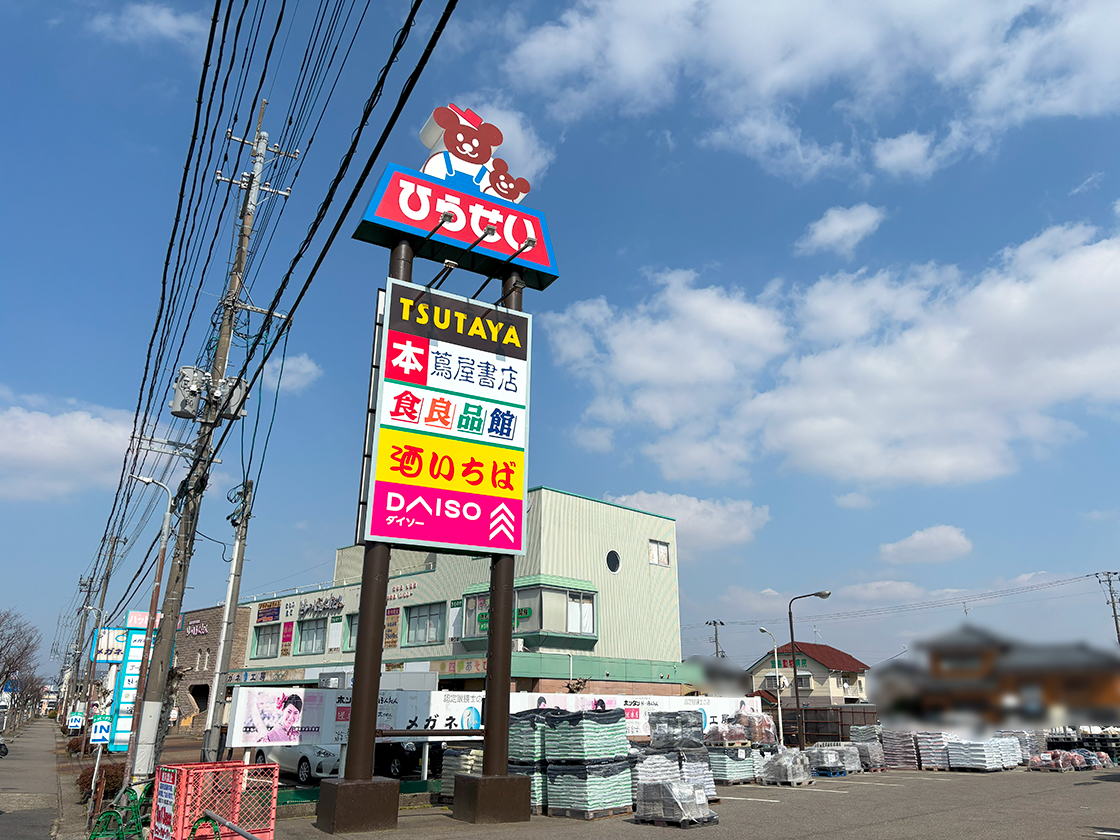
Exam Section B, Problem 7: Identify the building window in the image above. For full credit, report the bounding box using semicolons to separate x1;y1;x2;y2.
567;592;594;635
835;676;843;688
253;624;280;659
648;540;670;566
299;618;328;655
515;588;541;633
204;649;210;671
463;594;489;638
406;603;445;645
857;679;863;692
796;675;811;689
762;675;782;690
345;614;359;651
606;550;621;573
196;651;202;672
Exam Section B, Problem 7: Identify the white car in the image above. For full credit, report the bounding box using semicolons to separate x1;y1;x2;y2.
254;743;340;784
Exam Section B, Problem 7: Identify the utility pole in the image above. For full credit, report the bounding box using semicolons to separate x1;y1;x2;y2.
201;480;252;761
65;577;95;720
133;100;296;778
706;619;725;658
1102;572;1120;645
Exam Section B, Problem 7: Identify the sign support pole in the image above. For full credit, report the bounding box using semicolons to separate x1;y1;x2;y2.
456;272;531;824
316;242;411;834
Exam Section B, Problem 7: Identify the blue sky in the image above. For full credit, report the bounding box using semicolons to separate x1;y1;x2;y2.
5;0;1120;676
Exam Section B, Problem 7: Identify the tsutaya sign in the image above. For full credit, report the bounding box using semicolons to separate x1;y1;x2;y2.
353;103;559;292
364;279;531;553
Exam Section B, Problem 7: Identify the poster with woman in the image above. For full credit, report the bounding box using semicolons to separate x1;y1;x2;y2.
229;687;327;747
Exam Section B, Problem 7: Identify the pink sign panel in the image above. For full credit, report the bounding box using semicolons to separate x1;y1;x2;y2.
369;480;523;553
281;622;294;643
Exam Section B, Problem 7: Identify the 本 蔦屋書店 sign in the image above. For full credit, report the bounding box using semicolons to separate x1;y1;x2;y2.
365;280;530;554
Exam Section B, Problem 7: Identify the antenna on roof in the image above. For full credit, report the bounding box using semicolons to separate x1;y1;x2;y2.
962;601;970;616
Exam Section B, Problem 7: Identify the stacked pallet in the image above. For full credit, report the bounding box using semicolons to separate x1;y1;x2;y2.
707;747;755;783
916;732;950;770
441;748;483;800
508;761;547;809
947;740;1003;771
994;737;1021;769
994;730;1035;764
679;747;717;800
546;761;632;810
812;742;863;774
882;730;919;769
630;748;680;802
850;724;883;744
635;781;716;826
648;711;705;750
544;710;632;816
853;741;886;769
544;710;629;762
509;710;548;762
760;751;812;785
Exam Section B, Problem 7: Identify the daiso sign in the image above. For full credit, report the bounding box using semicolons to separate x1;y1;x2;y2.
353;103;559;291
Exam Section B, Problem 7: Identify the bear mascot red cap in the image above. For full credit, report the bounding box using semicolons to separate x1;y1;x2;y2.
433;106;503;165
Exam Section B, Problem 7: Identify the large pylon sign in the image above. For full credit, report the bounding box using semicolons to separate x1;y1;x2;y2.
364;279;531;554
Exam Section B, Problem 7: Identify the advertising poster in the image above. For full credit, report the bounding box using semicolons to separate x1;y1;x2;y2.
91;628;127;663
280;622;294;657
257;601;281;623
150;766;177;840
331;690;485;744
228;687;329;747
383;608;400;649
363;279;532;555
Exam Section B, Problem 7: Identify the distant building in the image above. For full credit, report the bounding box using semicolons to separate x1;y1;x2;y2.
231;487;696;696
872;624;1120;723
172;604;250;733
745;642;870;707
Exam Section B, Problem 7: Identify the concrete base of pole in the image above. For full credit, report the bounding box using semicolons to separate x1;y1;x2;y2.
315;777;399;833
452;774;531;824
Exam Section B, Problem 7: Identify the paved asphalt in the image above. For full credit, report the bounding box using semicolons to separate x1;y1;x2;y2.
3;719;1118;839
0;719;61;840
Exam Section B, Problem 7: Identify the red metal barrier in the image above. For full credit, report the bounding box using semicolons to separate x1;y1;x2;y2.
151;761;278;840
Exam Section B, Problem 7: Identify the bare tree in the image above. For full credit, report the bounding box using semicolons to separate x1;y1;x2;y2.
0;609;42;728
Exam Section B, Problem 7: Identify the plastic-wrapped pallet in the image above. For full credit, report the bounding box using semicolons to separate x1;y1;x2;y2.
679;747;717;800
649;711;704;749
761;751;811;784
947;740;1002;771
508;761;547;808
995;730;1033;764
804;747;842;770
916;732;950;770
545;760;632;811
995;737;1021;769
708;746;754;783
544;709;629;762
850;724;882;744
509;710;548;762
635;781;716;824
704;722;749;743
441;748;483;800
1029;750;1073;770
882;730;919;769
742;712;777;745
853;741;886;769
630;747;680;803
810;742;862;774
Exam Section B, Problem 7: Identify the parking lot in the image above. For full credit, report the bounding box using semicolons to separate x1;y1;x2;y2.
274;768;1120;840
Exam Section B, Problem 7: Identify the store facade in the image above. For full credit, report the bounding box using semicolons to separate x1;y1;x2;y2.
231;487;695;694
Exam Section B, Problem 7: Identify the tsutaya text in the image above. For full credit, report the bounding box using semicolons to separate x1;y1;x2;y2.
365;280;531;554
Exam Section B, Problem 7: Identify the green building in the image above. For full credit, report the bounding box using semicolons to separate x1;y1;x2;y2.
232;487;697;694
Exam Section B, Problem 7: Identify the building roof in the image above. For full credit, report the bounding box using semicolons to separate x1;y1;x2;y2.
915;624;1010;652
995;641;1120;673
767;642;870;673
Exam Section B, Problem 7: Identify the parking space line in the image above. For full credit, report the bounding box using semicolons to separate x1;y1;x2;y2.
719;796;782;803
817;779;905;787
784;786;849;794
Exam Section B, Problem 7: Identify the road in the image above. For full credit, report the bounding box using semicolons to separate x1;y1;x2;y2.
0;719;62;839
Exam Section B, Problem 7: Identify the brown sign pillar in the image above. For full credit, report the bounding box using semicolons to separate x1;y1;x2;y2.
316;241;414;834
453;272;531;824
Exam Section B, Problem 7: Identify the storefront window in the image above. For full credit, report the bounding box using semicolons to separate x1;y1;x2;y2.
463;594;489;638
299;618;327;655
515;589;541;633
253;624;279;659
345;614;358;650
406;602;446;645
567;592;594;635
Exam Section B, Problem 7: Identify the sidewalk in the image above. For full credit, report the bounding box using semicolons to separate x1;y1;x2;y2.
0;718;65;840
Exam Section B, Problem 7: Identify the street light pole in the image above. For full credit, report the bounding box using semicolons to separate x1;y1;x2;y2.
758;627;784;748
788;590;830;750
124;475;175;785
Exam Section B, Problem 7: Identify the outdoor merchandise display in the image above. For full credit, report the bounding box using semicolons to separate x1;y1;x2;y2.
760;750;812;785
545;760;632;811
946;739;1005;771
635;781;717;826
648;711;705;750
811;742;863;774
544;709;629;762
1029;750;1075;771
805;747;843;772
881;730;920;769
679;747;718;800
707;747;756;783
853;741;887;769
917;732;951;770
440;747;482;800
629;747;681;802
850;724;883;743
509;709;548;762
508;761;547;808
703;722;749;743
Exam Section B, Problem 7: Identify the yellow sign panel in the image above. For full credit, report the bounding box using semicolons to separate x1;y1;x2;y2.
373;426;523;500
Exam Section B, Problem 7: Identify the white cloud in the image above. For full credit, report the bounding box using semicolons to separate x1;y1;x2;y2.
455;94;555;185
605;491;769;556
1071;172;1105;195
0;401;131;500
550;222;1120;487
502;1;1120;180
834;491;874;509
88;3;209;52
879;525;973;564
264;353;322;394
1081;510;1118;521
795;204;887;258
838;580;927;601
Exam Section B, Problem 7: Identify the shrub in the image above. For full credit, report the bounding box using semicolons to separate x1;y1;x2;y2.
67;737;84;754
76;762;125;804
